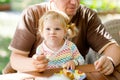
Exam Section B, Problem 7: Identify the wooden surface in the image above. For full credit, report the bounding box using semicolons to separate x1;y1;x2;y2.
0;64;120;80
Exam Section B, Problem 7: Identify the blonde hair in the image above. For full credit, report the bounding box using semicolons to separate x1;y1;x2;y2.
38;10;78;39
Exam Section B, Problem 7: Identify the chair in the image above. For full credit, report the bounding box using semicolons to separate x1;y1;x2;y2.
86;19;120;64
104;19;120;45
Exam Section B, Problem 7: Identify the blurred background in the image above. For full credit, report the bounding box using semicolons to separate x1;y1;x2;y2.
0;0;120;74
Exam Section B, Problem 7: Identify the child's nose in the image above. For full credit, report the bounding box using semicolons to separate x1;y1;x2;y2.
50;29;55;34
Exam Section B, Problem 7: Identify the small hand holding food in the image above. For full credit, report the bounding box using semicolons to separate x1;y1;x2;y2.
63;60;76;70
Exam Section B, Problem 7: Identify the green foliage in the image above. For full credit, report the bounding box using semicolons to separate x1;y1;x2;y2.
0;12;18;74
0;36;11;74
80;0;119;13
0;0;10;4
11;0;44;11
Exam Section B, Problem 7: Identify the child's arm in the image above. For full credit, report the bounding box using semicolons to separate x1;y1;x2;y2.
71;44;85;65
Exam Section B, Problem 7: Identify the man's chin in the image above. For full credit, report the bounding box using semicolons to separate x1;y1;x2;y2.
66;10;77;16
67;12;76;17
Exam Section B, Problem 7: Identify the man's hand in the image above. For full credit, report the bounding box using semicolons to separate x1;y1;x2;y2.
32;54;48;72
94;56;114;75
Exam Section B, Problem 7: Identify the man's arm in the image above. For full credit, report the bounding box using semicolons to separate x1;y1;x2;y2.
10;51;37;72
10;50;48;73
94;43;120;75
103;43;120;66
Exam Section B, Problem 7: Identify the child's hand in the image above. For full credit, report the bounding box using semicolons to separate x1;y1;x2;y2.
63;60;75;70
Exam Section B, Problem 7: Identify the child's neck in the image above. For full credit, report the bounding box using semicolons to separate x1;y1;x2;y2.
45;39;65;52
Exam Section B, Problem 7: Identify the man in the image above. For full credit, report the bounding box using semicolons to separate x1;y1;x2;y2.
3;0;120;75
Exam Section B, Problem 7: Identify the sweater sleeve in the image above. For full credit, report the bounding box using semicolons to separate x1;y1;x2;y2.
70;42;85;65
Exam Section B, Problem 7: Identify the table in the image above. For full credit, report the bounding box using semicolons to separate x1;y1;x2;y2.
0;64;120;80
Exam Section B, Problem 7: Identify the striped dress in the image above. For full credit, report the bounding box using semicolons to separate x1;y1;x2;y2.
36;40;85;69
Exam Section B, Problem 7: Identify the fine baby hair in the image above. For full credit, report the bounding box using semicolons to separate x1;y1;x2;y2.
38;10;78;39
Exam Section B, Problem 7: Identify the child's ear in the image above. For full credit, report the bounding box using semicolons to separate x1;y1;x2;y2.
64;30;67;35
64;30;68;36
